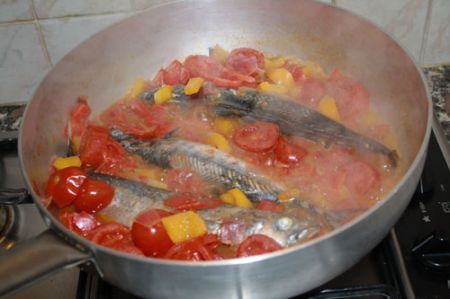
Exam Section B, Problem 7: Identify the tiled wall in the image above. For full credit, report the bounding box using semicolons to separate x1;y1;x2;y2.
0;0;449;104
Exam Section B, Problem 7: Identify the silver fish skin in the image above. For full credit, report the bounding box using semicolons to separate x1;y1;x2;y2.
213;88;398;166
90;173;172;227
198;201;328;247
110;129;285;202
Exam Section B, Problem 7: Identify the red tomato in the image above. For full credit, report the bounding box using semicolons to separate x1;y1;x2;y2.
233;121;280;153
46;167;87;208
131;209;174;257
88;222;144;256
162;60;190;85
256;200;284;213
297;78;325;108
79;126;136;175
325;69;370;119
274;138;307;165
64;97;91;139
225;48;264;77
184;55;223;80
164;169;207;194
164;193;222;211
285;64;306;82
236;234;283;257
164;235;222;261
342;161;379;196
74;178;115;213
59;211;100;236
218;220;247;245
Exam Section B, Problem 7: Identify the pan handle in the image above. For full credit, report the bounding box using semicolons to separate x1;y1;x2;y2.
0;188;33;205
0;229;92;297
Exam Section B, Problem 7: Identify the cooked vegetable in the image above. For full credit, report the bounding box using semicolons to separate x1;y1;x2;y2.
129;78;147;98
233;121;280;153
52;156;82;170
317;95;340;121
46;167;87;208
154;85;173;104
236;234;283;257
220;188;253;208
74;178;115;213
206;132;231;152
184;77;204;95
161;211;208;244
267;68;294;87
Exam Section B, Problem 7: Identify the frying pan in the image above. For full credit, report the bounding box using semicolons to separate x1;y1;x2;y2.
0;0;431;298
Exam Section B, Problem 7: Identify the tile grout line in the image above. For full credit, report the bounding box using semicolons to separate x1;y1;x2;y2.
29;0;53;66
419;0;434;66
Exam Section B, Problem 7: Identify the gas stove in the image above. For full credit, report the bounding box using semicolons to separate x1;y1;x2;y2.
1;65;449;299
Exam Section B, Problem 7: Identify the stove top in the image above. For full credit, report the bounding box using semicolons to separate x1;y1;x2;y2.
1;65;449;299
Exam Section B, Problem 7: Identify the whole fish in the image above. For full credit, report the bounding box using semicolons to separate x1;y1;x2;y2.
213;88;399;166
110;129;285;202
92;173;329;247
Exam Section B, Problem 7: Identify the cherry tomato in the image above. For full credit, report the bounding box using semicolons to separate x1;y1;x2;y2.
164;169;207;194
64;98;91;139
342;161;379;196
225;48;264;77
274;138;307;165
46;167;87;208
88;222;144;256
164;235;222;261
256;200;284;213
164;194;222;211
74;178;115;213
184;55;223;80
131;209;174;257
79;126;136;175
236;234;283;257
285;64;306;82
297;78;325;108
233;121;280;153
59;211;100;236
162;60;190;85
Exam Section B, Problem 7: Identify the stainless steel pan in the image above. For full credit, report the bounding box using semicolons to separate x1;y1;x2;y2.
0;0;431;298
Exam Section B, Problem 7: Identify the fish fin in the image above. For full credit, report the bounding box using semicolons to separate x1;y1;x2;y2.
161;128;180;139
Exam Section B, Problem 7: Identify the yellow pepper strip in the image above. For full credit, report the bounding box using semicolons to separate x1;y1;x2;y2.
220;188;253;208
214;117;236;137
161;211;207;244
317;96;340;121
267;68;294;87
258;82;289;94
154;85;173;104
278;188;301;202
129;78;147;98
52;156;82;170
184;77;204;95
264;56;286;71
209;44;229;63
206;132;231;152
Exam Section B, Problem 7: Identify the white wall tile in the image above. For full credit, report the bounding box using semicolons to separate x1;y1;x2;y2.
40;13;132;64
423;0;450;64
0;24;50;104
0;0;33;22
336;0;428;62
33;0;172;19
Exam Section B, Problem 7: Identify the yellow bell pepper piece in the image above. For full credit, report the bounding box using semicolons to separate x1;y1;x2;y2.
154;85;173;104
52;156;82;170
278;188;300;202
161;211;207;244
129;78;146;98
206;132;231;152
184;77;204;95
302;62;327;78
209;44;229;64
267;68;294;87
258;82;289;94
264;56;286;71
317;96;340;121
220;188;253;208
214;117;236;137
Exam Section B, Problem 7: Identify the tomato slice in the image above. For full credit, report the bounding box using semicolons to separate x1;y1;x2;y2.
233;121;280;153
162;60;190;85
64;97;91;139
74;178;115;213
256;200;284;213
164;235;222;261
163;193;222;211
131;209;174;257
274;138;307;165
59;211;100;236
164;169;207;194
184;55;223;80
236;234;283;257
342;160;379;196
284;64;306;82
46;167;87;208
88;222;144;256
225;47;264;77
79;125;136;175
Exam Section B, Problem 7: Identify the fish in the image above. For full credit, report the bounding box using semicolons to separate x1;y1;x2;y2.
212;88;399;166
90;173;172;226
110;129;285;202
91;173;329;247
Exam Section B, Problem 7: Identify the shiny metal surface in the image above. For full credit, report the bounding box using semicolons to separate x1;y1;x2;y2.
5;0;432;298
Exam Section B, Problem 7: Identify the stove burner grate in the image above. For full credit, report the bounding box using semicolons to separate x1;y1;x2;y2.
0;205;15;250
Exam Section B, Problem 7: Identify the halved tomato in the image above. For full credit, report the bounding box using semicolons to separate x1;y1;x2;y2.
46;167;87;208
233;121;280;153
164;234;222;261
274;138;307;165
59;210;100;236
74;178;115;213
236;234;282;257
